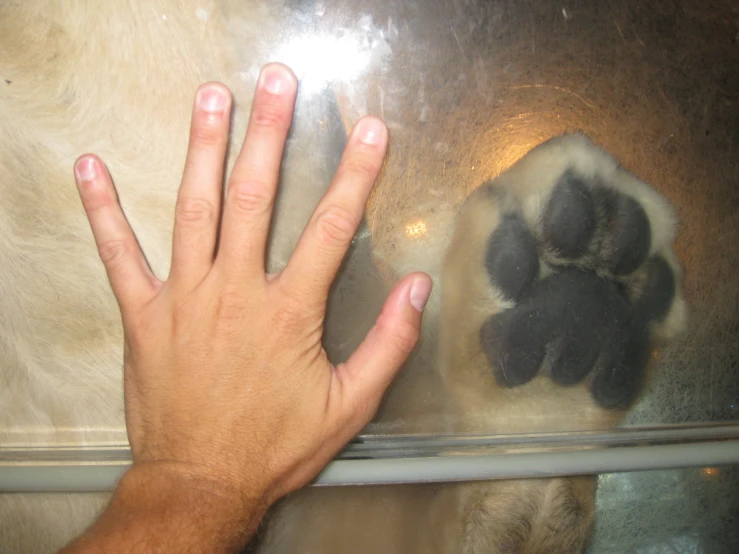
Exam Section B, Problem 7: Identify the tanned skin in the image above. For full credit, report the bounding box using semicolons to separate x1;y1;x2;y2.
60;63;432;554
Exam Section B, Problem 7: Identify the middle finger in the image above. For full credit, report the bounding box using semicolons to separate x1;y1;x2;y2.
217;63;298;281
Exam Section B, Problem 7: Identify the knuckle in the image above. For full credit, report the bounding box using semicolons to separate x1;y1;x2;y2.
190;124;225;149
271;289;313;334
97;239;131;267
228;183;271;216
273;305;301;330
214;288;246;324
384;318;420;355
314;206;357;248
176;196;217;225
82;188;115;214
250;101;289;130
170;295;203;337
272;294;305;328
341;153;381;180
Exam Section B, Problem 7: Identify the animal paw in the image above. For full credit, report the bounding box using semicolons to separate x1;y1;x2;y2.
442;134;686;410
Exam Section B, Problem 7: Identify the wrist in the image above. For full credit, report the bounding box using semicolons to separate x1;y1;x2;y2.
66;462;269;553
117;460;268;520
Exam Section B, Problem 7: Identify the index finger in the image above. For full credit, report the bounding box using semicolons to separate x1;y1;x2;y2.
279;117;388;311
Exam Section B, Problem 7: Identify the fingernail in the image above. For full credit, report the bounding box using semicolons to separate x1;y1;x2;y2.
409;276;432;313
357;118;386;145
259;65;295;95
74;157;97;183
197;85;227;113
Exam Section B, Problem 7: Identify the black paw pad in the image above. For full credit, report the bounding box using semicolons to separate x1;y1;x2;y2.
600;190;652;275
485;214;539;301
481;268;652;409
590;323;650;409
542;171;597;259
534;269;617;387
548;334;601;386
480;311;546;387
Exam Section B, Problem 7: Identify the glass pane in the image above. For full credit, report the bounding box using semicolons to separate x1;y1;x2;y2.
1;0;737;552
1;0;736;442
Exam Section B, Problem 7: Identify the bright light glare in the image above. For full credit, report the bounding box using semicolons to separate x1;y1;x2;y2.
405;220;428;238
275;33;383;93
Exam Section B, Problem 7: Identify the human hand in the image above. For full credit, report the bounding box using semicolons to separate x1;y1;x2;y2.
73;64;431;508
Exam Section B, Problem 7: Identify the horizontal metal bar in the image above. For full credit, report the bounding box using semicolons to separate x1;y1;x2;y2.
2;422;739;462
347;422;739;457
1;440;738;492
316;441;739;485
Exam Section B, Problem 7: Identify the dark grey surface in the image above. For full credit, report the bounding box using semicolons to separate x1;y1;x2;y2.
307;0;739;550
317;0;739;428
591;465;739;553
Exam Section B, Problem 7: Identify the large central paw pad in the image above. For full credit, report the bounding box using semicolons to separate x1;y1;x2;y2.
445;134;686;410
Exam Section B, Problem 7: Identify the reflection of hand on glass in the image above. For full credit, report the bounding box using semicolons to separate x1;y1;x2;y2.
61;63;432;553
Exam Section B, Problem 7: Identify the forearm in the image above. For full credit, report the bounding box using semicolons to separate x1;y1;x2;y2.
60;463;267;554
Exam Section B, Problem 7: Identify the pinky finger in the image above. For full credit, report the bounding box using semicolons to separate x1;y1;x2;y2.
74;155;160;313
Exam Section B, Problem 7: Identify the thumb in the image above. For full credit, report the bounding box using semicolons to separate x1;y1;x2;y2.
335;272;432;426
